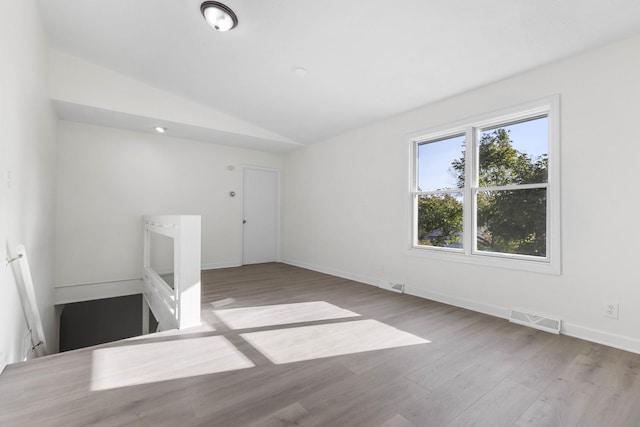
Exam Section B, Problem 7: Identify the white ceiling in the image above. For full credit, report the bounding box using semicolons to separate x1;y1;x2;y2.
37;0;640;146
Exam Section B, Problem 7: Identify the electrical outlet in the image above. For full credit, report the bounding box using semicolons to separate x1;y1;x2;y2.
604;303;619;319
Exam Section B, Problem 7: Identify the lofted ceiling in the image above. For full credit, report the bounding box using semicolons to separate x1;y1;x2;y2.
37;0;640;148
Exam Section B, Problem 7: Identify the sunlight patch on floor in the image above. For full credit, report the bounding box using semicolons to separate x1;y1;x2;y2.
126;323;217;342
240;319;430;364
214;301;360;330
210;297;237;308
90;336;254;391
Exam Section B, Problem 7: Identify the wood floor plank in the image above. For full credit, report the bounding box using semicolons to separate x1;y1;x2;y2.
445;379;540;427
277;345;437;426
1;263;640;427
246;402;310;427
400;349;525;427
300;377;429;427
558;343;640;393
514;378;603;427
377;414;417;427
576;377;640;427
507;335;590;392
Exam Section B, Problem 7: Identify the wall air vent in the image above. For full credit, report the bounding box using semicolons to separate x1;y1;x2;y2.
509;308;561;334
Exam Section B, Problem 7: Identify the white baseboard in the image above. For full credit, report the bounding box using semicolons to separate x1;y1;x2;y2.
54;279;142;304
404;286;511;320
561;323;640;354
201;261;242;271
282;258;640;355
282;258;379;287
283;258;508;319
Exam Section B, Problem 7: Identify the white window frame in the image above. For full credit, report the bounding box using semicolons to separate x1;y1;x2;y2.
408;95;561;275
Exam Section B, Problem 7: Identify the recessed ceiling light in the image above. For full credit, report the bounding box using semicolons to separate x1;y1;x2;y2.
154;126;167;134
201;2;238;32
293;67;308;77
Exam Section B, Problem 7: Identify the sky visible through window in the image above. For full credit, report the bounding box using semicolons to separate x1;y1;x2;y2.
418;117;548;191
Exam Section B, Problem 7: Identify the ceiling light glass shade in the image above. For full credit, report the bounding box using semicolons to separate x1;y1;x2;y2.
201;2;238;32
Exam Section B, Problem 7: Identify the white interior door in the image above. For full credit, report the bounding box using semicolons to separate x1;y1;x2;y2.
242;168;279;265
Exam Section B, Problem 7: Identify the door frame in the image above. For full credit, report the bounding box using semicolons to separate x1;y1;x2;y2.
241;165;282;264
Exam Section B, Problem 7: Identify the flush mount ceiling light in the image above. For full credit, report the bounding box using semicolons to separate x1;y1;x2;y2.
154;126;167;134
201;1;238;32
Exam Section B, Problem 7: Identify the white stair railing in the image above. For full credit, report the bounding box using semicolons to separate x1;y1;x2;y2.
142;215;201;332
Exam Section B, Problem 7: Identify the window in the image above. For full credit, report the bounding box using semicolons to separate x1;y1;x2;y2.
410;97;560;274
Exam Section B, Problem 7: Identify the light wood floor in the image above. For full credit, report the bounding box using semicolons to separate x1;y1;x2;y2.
2;263;640;426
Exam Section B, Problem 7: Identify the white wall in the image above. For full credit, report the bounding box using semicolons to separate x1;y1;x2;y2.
283;34;640;352
54;121;283;298
0;0;58;363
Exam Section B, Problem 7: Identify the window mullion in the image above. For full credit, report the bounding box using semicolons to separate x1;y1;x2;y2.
411;141;419;247
463;127;476;255
475;183;548;192
415;189;465;196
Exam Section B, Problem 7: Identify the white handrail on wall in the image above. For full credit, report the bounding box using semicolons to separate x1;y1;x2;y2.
142;215;201;332
7;245;48;358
